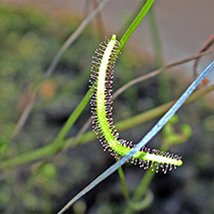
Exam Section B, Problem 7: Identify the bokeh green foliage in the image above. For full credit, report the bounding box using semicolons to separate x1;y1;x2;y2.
0;5;98;212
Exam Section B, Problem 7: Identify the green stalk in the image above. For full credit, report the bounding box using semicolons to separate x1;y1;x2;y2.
133;140;172;200
50;87;94;154
120;0;155;50
125;142;172;214
148;7;169;103
117;158;130;201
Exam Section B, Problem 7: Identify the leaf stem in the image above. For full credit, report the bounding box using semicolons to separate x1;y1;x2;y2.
51;87;94;154
148;7;169;103
117;163;130;201
120;0;155;50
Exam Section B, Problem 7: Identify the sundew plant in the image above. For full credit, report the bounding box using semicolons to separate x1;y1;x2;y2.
1;0;214;213
58;1;214;213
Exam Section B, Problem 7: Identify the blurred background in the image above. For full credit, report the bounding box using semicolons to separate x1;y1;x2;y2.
0;0;213;213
